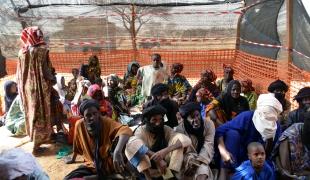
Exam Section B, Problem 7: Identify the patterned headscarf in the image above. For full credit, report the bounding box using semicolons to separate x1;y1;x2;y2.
196;87;214;101
241;79;255;92
87;84;102;97
172;63;184;74
201;69;217;82
20;26;45;54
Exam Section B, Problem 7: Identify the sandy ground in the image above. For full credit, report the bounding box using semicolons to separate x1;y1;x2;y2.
0;126;83;180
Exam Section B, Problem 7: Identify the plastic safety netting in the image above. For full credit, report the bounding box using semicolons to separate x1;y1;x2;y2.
1;0;310;113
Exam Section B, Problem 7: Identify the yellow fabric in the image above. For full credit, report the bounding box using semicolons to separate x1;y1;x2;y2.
73;116;132;174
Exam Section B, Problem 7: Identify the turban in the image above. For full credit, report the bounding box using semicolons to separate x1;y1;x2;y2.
142;105;167;121
151;83;168;96
252;93;282;141
179;102;201;119
294;87;310;100
87;84;102;97
172;63;184;74
256;93;283;113
79;99;100;115
267;79;288;93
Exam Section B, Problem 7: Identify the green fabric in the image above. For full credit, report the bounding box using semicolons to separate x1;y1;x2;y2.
5;95;26;135
56;146;72;159
242;91;258;110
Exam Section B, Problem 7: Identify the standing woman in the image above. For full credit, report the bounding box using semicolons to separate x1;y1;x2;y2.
16;27;56;155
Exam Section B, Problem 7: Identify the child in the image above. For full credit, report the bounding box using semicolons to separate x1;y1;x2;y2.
231;142;275;180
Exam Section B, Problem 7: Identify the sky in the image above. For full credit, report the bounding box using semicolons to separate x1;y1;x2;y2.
302;0;310;15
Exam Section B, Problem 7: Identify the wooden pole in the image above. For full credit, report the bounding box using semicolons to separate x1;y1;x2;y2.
284;0;293;100
286;0;293;64
131;4;137;59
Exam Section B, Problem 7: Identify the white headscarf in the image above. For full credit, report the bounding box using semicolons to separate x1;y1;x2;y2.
0;148;46;179
72;79;91;105
252;93;283;141
53;75;66;103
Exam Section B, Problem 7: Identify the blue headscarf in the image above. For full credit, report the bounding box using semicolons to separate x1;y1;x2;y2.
4;81;18;112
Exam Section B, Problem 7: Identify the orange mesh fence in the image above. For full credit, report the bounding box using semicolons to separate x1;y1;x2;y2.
234;50;310;109
288;63;310;109
136;49;235;79
2;49;310;111
6;60;18;75
48;49;235;79
234;50;280;94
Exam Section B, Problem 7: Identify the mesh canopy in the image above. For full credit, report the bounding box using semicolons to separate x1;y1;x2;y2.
240;0;310;71
0;0;242;57
291;0;310;71
239;0;283;59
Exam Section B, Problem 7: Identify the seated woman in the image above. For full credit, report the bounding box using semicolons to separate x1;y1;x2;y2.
123;61;143;107
189;69;220;102
53;75;71;114
176;102;215;180
195;88;215;119
125;105;191;180
87;55;101;84
206;80;249;127
215;93;283;179
0;81;18;126
241;79;258;111
285;87;310;130
5;95;26;136
167;63;192;105
108;74;129;120
272;107;310;179
4;81;18;114
216;65;234;93
87;84;112;118
65;79;77;102
71;78;92;116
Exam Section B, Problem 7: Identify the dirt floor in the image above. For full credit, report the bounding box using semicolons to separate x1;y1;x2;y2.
0;126;83;180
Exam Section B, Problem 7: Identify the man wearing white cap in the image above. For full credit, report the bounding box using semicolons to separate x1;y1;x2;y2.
215;93;283;179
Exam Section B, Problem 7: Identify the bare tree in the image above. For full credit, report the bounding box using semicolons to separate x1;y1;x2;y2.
111;4;170;57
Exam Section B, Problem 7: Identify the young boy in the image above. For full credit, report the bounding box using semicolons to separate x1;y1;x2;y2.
231;142;275;180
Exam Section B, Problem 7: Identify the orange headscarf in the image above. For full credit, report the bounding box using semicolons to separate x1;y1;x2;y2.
21;26;45;53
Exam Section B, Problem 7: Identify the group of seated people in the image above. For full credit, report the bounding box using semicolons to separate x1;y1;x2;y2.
1;53;310;180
